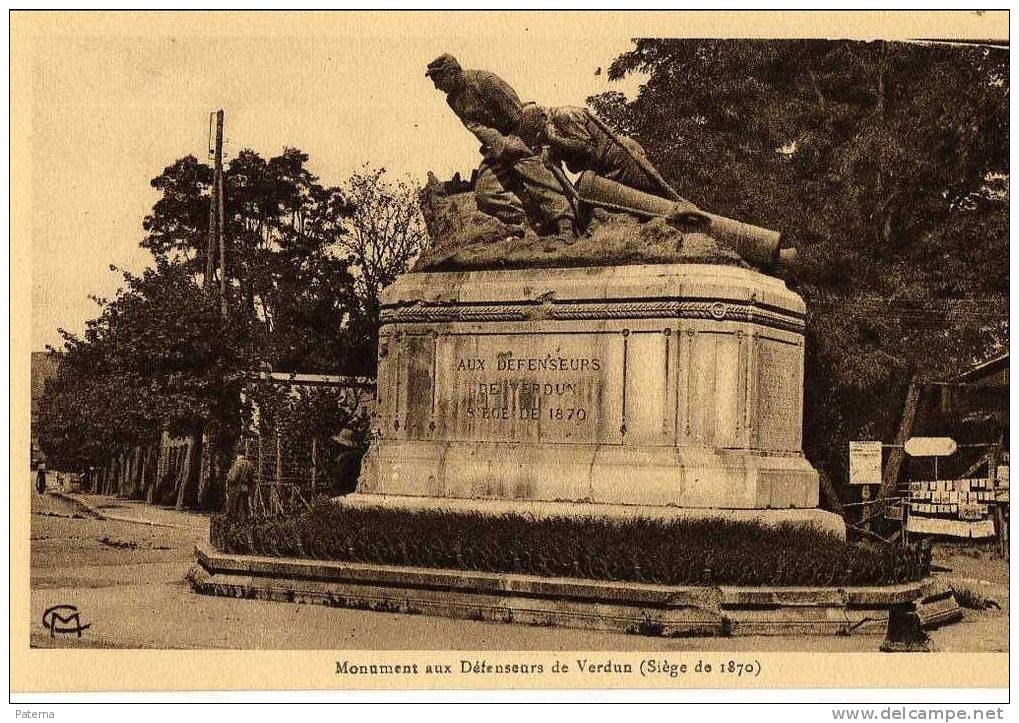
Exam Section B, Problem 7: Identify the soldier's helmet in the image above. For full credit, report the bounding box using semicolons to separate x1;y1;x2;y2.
425;53;462;78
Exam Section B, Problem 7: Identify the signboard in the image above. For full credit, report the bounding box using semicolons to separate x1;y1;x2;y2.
884;502;904;521
849;441;883;485
904;436;958;457
959;503;987;521
996;464;1009;487
907;515;996;538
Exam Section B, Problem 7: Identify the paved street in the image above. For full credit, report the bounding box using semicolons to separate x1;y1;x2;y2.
30;493;1009;651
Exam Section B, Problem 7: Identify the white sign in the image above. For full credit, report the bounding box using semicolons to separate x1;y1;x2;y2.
849;441;883;485
904;436;958;457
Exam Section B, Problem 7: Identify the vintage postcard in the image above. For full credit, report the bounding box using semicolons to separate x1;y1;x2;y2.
10;10;1010;701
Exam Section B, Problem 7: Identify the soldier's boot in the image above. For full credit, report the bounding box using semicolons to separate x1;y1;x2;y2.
556;218;577;244
504;223;527;239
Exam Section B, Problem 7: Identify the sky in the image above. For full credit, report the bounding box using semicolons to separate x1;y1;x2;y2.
24;13;647;351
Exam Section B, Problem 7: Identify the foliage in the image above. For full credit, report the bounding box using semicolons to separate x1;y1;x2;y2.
244;377;370;441
38;149;420;497
589;39;1008;487
143;148;363;374
211;499;932;586
334;165;428;374
141;154;424;376
240;377;373;500
37;259;256;471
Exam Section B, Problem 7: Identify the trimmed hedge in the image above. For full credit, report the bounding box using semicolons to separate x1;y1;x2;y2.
210;499;931;587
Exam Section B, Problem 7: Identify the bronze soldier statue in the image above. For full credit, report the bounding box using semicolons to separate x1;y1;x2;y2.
515;101;790;268
425;54;575;237
516;103;662;195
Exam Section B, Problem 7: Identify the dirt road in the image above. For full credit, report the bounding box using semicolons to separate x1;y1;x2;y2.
28;494;1008;651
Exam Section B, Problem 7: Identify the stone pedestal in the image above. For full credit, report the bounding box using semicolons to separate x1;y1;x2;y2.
353;262;842;536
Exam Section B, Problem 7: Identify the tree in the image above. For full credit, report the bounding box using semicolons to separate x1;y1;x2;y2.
40;147;379;504
37;259;257;482
142;155;213;277
590;39;1008;493
39;147;427;508
143;148;363;373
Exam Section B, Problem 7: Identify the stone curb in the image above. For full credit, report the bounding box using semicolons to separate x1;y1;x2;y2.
50;491;104;518
51;492;190;530
191;545;958;638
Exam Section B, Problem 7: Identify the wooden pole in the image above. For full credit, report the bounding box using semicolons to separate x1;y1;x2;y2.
216;112;227;316
989;442;1007;557
145;443;156;503
878;378;922;513
274;427;283;515
175;436;193;510
204;112;219;289
255;430;264;515
196;429;211;508
205;110;225;306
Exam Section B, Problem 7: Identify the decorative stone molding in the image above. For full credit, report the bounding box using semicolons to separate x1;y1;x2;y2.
381;298;805;333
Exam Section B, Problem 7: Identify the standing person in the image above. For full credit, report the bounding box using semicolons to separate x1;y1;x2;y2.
425;53;575;238
35;463;47;494
225;452;255;517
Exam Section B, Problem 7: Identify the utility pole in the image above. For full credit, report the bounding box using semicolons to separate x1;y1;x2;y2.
204;112;218;289
204;109;227;316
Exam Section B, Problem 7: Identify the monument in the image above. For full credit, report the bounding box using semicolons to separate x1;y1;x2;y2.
191;54;962;639
347;54;845;538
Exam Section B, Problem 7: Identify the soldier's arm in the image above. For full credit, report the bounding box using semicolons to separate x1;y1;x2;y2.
470;71;527;159
547;108;597;173
464;119;508;154
447;96;508;157
464;118;537;163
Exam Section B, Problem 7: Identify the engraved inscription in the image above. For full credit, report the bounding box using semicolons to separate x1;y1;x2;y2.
432;335;624;445
754;339;802;451
461;351;598;426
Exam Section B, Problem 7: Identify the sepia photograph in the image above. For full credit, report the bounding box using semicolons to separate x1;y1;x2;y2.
10;9;1010;700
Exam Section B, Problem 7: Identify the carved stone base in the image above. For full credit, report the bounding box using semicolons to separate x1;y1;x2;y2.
358;441;820;510
358;263;833;530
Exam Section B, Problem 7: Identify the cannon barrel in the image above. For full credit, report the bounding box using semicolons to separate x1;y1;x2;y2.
575;171;784;270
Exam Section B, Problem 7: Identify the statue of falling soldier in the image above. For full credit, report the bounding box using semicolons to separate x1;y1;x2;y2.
422;54;795;272
516;102;797;270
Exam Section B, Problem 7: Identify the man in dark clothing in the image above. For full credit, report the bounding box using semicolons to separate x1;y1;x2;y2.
225;453;254;517
425;53;574;237
516;103;662;194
